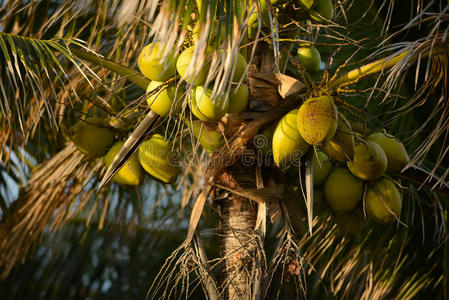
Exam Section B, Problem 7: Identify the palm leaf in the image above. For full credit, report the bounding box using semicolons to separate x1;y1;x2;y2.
0;33;97;159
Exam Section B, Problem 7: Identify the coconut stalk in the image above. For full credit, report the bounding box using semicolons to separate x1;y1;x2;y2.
328;46;448;90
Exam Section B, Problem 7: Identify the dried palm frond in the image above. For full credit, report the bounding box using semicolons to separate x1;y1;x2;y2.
263;229;306;299
147;234;220;299
0;143;108;279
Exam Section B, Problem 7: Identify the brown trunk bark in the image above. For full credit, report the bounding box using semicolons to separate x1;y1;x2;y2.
216;38;289;299
219;195;258;299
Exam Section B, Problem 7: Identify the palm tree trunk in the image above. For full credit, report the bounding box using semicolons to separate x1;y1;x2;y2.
217;41;281;299
219;195;258;299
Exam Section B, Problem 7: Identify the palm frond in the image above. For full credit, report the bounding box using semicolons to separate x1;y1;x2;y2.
0;143;106;279
297;200;444;299
0;33;98;160
375;6;449;183
325;3;449;185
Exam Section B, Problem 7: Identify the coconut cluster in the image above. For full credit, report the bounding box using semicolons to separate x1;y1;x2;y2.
271;95;410;227
137;36;249;153
69;117;181;185
138;42;249;118
68;13;253;187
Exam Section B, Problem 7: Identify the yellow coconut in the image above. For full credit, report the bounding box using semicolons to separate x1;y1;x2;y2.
313;151;333;186
146;81;184;116
324;167;363;212
323;113;355;162
365;178;402;223
138;134;181;183
138;42;178;81
228;84;249;113
367;132;410;173
348;141;388;180
273;109;310;167
189;85;229;122
189;119;225;152
176;46;215;86
297;95;338;146
104;142;143;186
70;118;115;159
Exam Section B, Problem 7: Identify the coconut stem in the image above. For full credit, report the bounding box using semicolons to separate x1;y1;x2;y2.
329;51;408;89
69;46;150;89
329;47;448;90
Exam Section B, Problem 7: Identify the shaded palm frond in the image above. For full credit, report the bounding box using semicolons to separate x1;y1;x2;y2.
0;142;108;279
0;215;191;300
374;6;449;183
367;0;447;38
263;229;306;299
326;4;449;185
296;182;446;299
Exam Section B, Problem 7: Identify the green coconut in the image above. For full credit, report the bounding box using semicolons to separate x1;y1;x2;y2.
273;109;310;167
146;81;184;116
313;151;333;186
189;85;229;122
323;113;355;162
367;132;410;173
297;46;321;74
230;52;248;82
297;95;338;146
189;119;225;152
255;125;276;155
70;118;115;159
348;141;388;180
138;42;178;81
324;167;363;212
365;178;402;223
309;0;333;22
104;141;143;186
228;84;249;113
176;46;215;86
138;134;181;183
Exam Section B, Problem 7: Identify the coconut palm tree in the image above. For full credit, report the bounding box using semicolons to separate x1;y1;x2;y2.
0;0;448;299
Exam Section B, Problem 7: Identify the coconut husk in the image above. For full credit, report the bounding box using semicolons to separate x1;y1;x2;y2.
250;72;305;100
218;114;247;139
249;72;281;106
